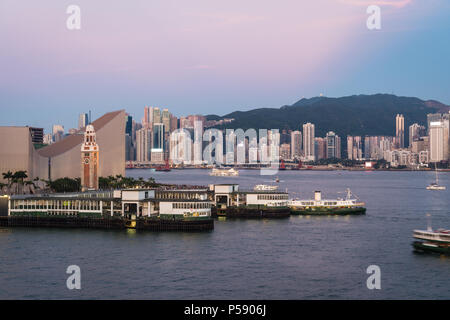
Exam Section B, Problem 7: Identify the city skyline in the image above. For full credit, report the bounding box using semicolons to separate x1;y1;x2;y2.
1;1;450;130
1;1;450;305
6;102;448;167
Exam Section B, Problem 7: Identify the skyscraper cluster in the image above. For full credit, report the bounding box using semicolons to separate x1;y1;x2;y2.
125;107;207;164
347;112;450;167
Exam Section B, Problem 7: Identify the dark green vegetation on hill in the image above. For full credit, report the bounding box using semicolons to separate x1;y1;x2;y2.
206;94;449;138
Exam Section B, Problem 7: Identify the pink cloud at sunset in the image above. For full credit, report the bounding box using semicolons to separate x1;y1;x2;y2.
0;0;447;120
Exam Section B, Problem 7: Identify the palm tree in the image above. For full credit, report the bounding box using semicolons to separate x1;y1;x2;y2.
2;171;13;187
14;171;28;183
13;171;28;194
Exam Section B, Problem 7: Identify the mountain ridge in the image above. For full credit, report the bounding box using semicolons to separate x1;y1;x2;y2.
205;94;450;139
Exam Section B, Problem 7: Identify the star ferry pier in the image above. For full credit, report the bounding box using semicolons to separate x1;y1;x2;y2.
0;188;214;232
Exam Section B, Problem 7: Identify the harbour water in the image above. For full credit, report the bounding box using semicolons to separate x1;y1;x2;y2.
0;169;449;299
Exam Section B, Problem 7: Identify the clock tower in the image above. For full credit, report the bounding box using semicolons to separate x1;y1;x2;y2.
81;124;99;191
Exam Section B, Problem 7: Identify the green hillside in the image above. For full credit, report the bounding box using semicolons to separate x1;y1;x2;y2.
206;94;449;139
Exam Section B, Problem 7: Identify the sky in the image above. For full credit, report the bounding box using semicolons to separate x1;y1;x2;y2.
0;0;449;132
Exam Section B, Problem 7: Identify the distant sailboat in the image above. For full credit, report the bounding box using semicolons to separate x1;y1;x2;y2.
426;167;446;190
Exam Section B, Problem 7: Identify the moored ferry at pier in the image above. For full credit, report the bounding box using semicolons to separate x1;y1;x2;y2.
289;189;366;215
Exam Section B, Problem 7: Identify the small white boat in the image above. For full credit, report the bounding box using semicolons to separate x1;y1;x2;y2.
209;168;239;177
254;184;279;191
426;167;446;190
426;183;446;190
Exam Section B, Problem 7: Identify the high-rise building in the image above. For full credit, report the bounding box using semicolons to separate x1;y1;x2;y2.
267;130;280;162
186;115;206;130
280;143;291;160
152;107;161;125
326;131;341;159
81;125;99;191
291;130;302;159
28;127;44;144
280;129;290;145
162;109;171;134
193;120;204;165
411;136;429;154
303;123;315;161
409;123;426;148
132;120;141;144
427;113;444;135
151;123;165;163
364;136;371;159
152;123;164;150
170;129;192;165
179;116;191;129
78;113;89;130
125;114;133;136
43;133;53;145
429;119;449;162
143;106;153;129
364;135;394;160
136;128;152;162
170;114;178;132
396;114;405;149
314;137;326;160
347;136;363;160
125;134;135;161
225;130;236;164
236;139;245;165
248;136;258;164
52;124;65;143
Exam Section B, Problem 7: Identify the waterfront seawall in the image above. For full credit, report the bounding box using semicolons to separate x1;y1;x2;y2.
212;206;291;219
0;216;214;232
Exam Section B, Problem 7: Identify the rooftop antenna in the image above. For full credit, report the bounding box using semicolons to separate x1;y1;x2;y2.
89;110;92;124
426;213;432;232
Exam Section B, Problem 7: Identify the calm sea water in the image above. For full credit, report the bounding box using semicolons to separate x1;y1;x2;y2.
0;169;449;300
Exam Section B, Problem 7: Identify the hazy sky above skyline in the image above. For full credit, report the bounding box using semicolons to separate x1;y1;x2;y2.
0;0;449;132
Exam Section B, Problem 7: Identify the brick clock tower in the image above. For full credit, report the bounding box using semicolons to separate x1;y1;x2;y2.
81;124;99;191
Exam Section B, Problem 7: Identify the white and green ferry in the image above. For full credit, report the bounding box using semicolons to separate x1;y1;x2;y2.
413;228;450;255
289;189;366;215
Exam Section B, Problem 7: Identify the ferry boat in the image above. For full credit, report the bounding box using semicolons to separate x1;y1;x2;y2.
426;168;446;190
289;189;366;215
254;184;279;191
412;228;450;255
209;168;239;177
155;159;171;172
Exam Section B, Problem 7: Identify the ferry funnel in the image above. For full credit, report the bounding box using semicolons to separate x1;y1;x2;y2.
314;191;321;201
